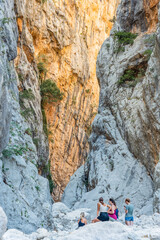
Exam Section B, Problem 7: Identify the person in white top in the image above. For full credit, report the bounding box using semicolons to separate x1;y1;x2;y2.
92;197;109;223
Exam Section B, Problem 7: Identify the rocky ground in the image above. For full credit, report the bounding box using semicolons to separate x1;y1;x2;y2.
1;203;160;240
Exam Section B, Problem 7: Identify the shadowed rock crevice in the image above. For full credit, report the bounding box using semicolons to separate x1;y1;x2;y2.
117;0;159;33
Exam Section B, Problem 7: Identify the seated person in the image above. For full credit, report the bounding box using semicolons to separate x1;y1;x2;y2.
107;198;118;220
92;197;109;223
78;212;87;227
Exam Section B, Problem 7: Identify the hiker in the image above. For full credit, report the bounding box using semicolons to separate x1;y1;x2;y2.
107;198;118;221
124;198;134;226
78;212;87;227
92;197;109;223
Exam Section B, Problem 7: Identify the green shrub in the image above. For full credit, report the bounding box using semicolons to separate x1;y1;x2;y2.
35;185;40;192
85;89;90;94
37;55;48;82
37;62;47;75
19;89;35;102
20;108;34;119
2;17;11;24
19;90;35;120
118;65;147;87
40;79;63;104
41;107;48;136
143;49;152;60
41;107;53;137
43;160;55;193
38;62;63;137
118;69;136;85
2;145;28;158
114;31;138;45
33;138;39;148
106;43;110;50
48;173;55;193
18;73;24;82
114;31;138;53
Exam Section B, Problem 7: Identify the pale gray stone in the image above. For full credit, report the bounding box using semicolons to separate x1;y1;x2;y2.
0;0;53;233
2;229;30;240
0;207;7;239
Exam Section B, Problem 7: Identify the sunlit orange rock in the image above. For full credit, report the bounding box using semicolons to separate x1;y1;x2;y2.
15;0;119;200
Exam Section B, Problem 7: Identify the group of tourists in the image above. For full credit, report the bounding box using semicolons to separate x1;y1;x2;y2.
78;197;134;228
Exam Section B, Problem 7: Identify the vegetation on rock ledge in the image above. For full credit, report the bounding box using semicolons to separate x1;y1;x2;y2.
19;89;35;119
40;79;63;136
118;65;147;87
40;79;63;104
114;31;138;53
43;160;55;193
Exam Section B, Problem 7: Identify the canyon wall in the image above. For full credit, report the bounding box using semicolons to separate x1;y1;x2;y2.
0;0;53;233
14;0;119;200
0;0;120;232
62;0;160;216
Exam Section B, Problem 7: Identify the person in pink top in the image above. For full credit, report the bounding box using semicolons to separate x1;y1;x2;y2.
107;198;118;220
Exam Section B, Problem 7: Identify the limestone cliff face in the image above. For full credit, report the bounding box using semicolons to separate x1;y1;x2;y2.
62;0;160;214
0;0;53;233
117;0;159;33
14;0;119;200
0;0;18;153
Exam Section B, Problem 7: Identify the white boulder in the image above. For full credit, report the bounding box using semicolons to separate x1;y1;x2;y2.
52;202;91;232
2;229;30;240
56;221;160;240
27;228;53;240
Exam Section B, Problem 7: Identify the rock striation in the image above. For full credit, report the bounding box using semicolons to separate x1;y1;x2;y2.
62;0;160;215
14;0;119;200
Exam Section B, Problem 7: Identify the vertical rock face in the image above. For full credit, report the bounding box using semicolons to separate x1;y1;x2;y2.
96;0;160;180
14;0;119;200
117;0;159;32
0;0;53;233
62;0;160;214
0;0;18;152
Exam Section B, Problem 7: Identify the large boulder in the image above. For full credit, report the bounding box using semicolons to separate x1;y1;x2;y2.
52;202;91;232
27;228;55;240
57;221;160;240
2;229;30;240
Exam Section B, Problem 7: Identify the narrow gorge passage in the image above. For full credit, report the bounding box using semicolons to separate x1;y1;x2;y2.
0;0;160;239
14;0;119;201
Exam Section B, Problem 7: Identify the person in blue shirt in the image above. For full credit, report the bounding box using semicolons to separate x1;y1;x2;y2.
124;198;134;226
